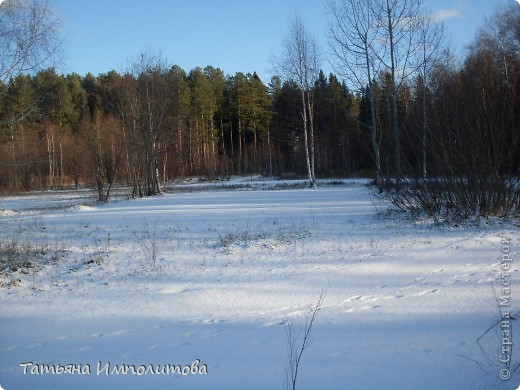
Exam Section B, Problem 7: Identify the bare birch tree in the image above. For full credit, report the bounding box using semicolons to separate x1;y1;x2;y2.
0;0;62;85
128;51;171;196
80;111;125;202
327;0;384;185
0;0;63;179
274;15;320;187
372;0;424;187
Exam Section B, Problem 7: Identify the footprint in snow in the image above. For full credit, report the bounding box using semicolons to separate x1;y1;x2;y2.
441;280;458;286
262;320;287;327
344;295;362;302
415;289;438;296
360;305;380;311
383;293;404;299
345;305;380;313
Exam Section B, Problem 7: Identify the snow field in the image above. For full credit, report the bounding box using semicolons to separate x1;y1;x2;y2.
0;181;519;389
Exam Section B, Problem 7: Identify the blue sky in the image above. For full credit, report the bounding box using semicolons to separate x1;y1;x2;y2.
54;0;516;83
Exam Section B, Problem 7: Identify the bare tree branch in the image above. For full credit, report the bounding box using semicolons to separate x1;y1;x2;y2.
285;290;325;390
0;0;63;84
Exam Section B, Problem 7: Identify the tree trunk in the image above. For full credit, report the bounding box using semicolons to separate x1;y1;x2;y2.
306;90;316;184
10;125;17;189
301;90;313;186
422;80;427;179
46;123;55;189
238;97;242;175
267;125;272;176
387;20;401;187
59;136;63;189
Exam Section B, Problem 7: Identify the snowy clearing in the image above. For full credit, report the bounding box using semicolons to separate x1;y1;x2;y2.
0;179;519;389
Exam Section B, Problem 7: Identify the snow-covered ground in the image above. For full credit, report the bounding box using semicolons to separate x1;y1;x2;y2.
0;179;519;389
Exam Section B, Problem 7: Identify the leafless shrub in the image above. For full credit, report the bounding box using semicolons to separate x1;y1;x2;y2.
284;291;324;390
0;234;63;288
133;219;160;270
387;176;519;221
85;231;112;266
218;219;311;250
0;239;39;274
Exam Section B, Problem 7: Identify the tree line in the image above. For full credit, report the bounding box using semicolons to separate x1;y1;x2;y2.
0;0;518;216
0;62;368;198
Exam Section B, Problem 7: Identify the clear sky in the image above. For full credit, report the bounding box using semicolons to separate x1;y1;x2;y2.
54;0;517;84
